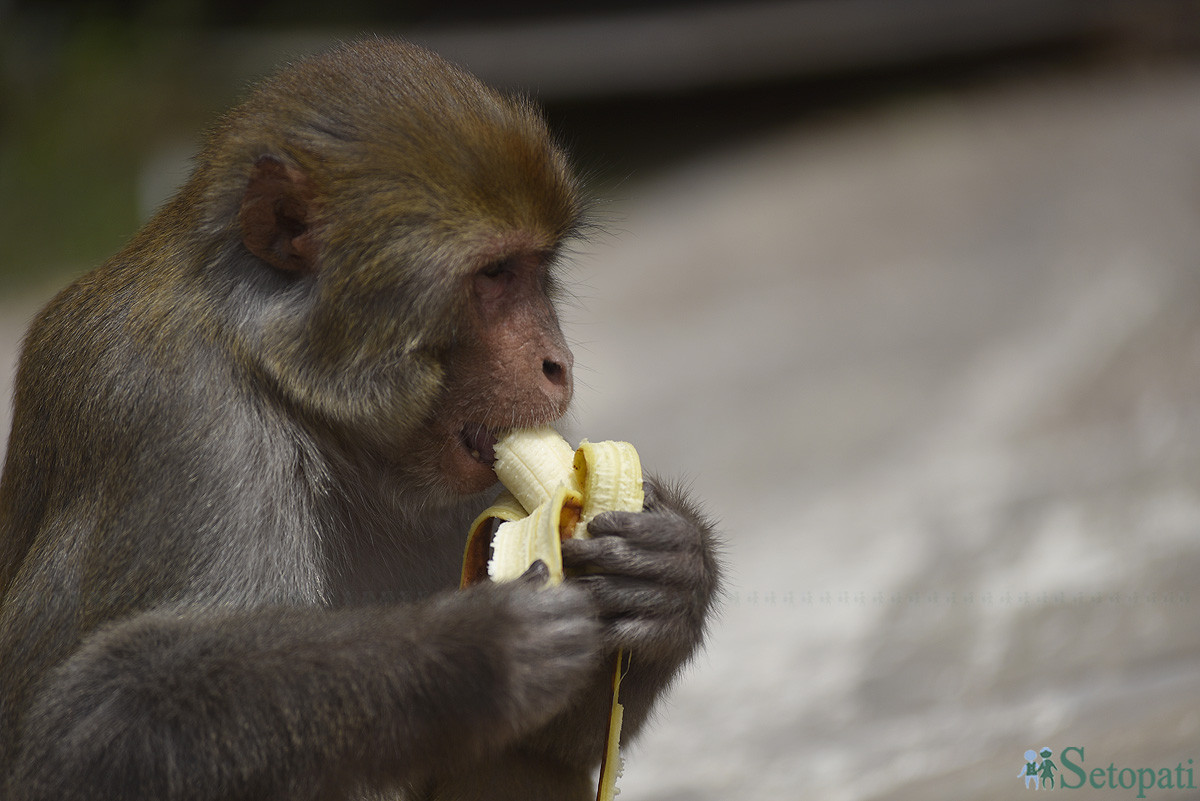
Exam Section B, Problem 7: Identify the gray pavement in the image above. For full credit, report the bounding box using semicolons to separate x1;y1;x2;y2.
4;60;1200;801
566;61;1200;800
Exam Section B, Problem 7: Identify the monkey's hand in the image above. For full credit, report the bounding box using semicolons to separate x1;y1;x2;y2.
559;475;721;734
465;566;604;735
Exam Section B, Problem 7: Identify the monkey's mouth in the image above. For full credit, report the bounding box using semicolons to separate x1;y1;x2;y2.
459;423;498;466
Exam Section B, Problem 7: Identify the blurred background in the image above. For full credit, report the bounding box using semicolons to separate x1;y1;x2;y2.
3;1;1200;799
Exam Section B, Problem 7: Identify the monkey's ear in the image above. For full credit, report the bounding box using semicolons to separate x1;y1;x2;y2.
239;154;319;273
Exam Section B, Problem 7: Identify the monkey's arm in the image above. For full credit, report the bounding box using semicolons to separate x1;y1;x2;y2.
5;577;598;801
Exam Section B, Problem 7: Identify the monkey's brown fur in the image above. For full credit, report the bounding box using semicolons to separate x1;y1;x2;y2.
0;39;720;801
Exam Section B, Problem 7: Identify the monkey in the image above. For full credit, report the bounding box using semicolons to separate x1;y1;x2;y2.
0;37;720;801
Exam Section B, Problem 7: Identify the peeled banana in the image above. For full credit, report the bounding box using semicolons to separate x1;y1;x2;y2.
461;427;644;587
486;484;582;585
460;427;644;801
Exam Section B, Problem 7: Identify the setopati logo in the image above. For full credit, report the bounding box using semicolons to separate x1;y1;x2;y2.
1020;746;1196;798
1021;747;1059;789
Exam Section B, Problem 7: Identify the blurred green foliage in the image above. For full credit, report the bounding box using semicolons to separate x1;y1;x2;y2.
0;19;235;289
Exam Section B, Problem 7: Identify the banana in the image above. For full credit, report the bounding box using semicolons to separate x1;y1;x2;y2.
491;426;579;511
486;484;582;585
459;427;645;800
463;430;645;587
574;439;644;535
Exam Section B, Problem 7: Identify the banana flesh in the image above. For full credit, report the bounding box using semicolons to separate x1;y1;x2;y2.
491;426;579;511
460;489;527;589
487;484;582;585
574;439;644;536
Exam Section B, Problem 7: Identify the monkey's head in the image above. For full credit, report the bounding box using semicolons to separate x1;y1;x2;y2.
186;39;583;498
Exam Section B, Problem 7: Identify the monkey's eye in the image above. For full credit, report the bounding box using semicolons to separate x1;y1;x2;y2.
479;259;514;280
474;258;517;306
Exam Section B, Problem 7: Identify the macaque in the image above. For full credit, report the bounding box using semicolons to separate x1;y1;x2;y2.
0;38;720;801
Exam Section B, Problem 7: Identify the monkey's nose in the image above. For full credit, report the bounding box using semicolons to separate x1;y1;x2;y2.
540;351;573;412
542;358;568;387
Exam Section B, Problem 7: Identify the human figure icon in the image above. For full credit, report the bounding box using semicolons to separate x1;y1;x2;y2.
1039;747;1057;789
1021;749;1040;789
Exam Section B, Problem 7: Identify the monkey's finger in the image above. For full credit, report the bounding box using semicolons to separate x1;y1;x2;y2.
562;536;698;586
584;510;700;554
520;560;550;585
562;535;640;573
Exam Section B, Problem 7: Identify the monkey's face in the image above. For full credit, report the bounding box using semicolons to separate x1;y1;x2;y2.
420;249;574;496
